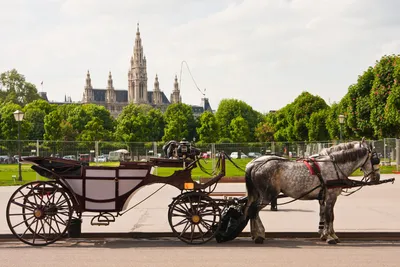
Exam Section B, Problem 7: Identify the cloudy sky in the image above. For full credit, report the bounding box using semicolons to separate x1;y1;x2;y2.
1;0;400;113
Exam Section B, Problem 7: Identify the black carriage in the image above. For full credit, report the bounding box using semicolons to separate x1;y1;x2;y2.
5;152;244;246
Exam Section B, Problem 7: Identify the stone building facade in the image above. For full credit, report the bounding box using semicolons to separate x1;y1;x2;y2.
82;24;186;117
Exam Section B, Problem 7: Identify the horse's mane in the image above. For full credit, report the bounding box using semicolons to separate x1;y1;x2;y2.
320;141;368;164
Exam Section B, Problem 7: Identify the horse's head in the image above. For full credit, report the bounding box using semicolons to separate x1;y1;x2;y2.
357;138;381;182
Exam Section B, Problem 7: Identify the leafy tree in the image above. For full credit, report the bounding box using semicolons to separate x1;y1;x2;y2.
215;99;263;141
230;116;249;142
163;103;196;142
196;111;219;143
43;110;64;141
370;55;400;138
23;99;57;140
79;117;112;142
308;109;330;141
0;69;41;106
115;104;164;142
147;108;165;141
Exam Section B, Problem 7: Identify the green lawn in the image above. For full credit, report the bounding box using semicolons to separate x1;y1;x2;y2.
0;159;396;186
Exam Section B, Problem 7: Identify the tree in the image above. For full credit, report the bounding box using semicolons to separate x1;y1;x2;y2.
370;55;400;138
196;111;219;143
147;108;165;141
215;99;263;141
308;109;330;141
163;103;196;142
115;104;160;142
230;116;249;142
0;69;41;106
271;92;329;141
23;99;57;140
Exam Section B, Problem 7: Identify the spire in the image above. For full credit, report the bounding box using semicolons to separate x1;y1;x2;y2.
85;70;92;88
154;74;160;91
136;22;140;35
174;75;179;91
107;71;113;89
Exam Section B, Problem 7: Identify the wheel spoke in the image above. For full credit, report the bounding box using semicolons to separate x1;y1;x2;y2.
179;222;191;237
12;215;35;229
172;218;188;228
10;200;35;211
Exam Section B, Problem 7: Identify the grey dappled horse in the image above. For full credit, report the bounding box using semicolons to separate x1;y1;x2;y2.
245;139;380;244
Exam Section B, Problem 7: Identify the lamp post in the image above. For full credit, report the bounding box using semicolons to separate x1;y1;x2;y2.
338;114;345;143
13;110;24;181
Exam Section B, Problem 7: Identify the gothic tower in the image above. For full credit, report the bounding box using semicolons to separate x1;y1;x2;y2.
153;74;162;105
106;71;115;103
128;23;148;104
170;75;181;104
82;70;93;103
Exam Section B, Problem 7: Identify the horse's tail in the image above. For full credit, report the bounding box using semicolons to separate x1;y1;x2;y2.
245;161;259;219
245;162;255;196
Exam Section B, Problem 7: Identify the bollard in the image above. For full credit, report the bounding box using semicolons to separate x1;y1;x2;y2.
12;175;16;184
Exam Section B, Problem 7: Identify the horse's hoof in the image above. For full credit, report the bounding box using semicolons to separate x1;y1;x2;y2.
320;235;327;241
254;237;264;244
327;239;337;245
335;238;341;243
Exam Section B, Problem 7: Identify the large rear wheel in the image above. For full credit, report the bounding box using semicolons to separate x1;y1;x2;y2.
168;192;221;244
6;181;72;246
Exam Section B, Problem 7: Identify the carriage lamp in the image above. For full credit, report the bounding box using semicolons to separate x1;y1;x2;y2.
338;114;345;142
13;110;24;181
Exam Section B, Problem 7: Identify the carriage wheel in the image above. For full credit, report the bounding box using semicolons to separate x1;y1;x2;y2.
6;181;72;246
168;192;221;244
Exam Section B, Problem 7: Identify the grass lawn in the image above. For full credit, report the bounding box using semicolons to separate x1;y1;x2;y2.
0;159;396;186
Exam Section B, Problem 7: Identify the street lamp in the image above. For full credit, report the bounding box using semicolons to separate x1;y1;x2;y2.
338;114;345;143
13;110;24;181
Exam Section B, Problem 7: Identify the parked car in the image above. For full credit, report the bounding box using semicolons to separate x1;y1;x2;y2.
79;154;90;162
248;152;262;158
229;152;248;159
63;155;76;160
94;155;107;162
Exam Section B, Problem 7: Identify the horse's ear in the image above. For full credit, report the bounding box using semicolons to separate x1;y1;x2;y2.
361;137;366;143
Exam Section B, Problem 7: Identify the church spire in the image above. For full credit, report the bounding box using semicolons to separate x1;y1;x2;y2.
154;74;160;91
107;71;113;89
85;70;92;89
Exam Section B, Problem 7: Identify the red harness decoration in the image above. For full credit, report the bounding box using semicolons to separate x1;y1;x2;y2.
301;158;321;175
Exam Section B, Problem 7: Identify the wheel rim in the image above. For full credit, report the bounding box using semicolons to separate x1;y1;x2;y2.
168;192;221;244
6;181;72;246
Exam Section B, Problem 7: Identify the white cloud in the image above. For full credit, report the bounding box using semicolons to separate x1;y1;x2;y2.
1;0;400;113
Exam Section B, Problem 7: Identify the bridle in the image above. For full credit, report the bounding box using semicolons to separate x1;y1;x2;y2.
359;146;380;180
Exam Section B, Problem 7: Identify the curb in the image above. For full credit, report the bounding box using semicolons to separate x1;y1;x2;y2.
1;232;400;241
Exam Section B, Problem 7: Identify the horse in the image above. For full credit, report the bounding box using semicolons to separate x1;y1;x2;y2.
245;138;380;244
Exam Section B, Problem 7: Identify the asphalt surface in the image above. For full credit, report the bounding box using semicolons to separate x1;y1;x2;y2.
1;174;398;236
0;238;399;267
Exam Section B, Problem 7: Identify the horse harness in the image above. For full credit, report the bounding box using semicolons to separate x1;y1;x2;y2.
302;158;326;203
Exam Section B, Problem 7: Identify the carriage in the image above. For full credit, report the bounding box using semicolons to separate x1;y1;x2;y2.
5;139;396;246
5;146;243;246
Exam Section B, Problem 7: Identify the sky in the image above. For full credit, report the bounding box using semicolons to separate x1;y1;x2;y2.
1;0;400;114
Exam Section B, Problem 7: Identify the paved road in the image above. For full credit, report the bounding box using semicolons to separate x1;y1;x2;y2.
0;238;399;267
1;174;399;235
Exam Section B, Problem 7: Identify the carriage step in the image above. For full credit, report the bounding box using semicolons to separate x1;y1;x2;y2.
90;213;116;226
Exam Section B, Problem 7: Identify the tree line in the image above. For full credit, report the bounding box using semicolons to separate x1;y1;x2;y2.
1;54;400;144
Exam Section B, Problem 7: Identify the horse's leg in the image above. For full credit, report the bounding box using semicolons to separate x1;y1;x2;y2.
318;200;325;237
249;201;267;244
322;191;338;244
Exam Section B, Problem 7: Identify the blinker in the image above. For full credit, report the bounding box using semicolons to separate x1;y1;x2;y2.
371;152;380;165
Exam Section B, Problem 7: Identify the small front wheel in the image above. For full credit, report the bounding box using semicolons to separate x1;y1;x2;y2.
6;181;72;246
168;192;221;244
